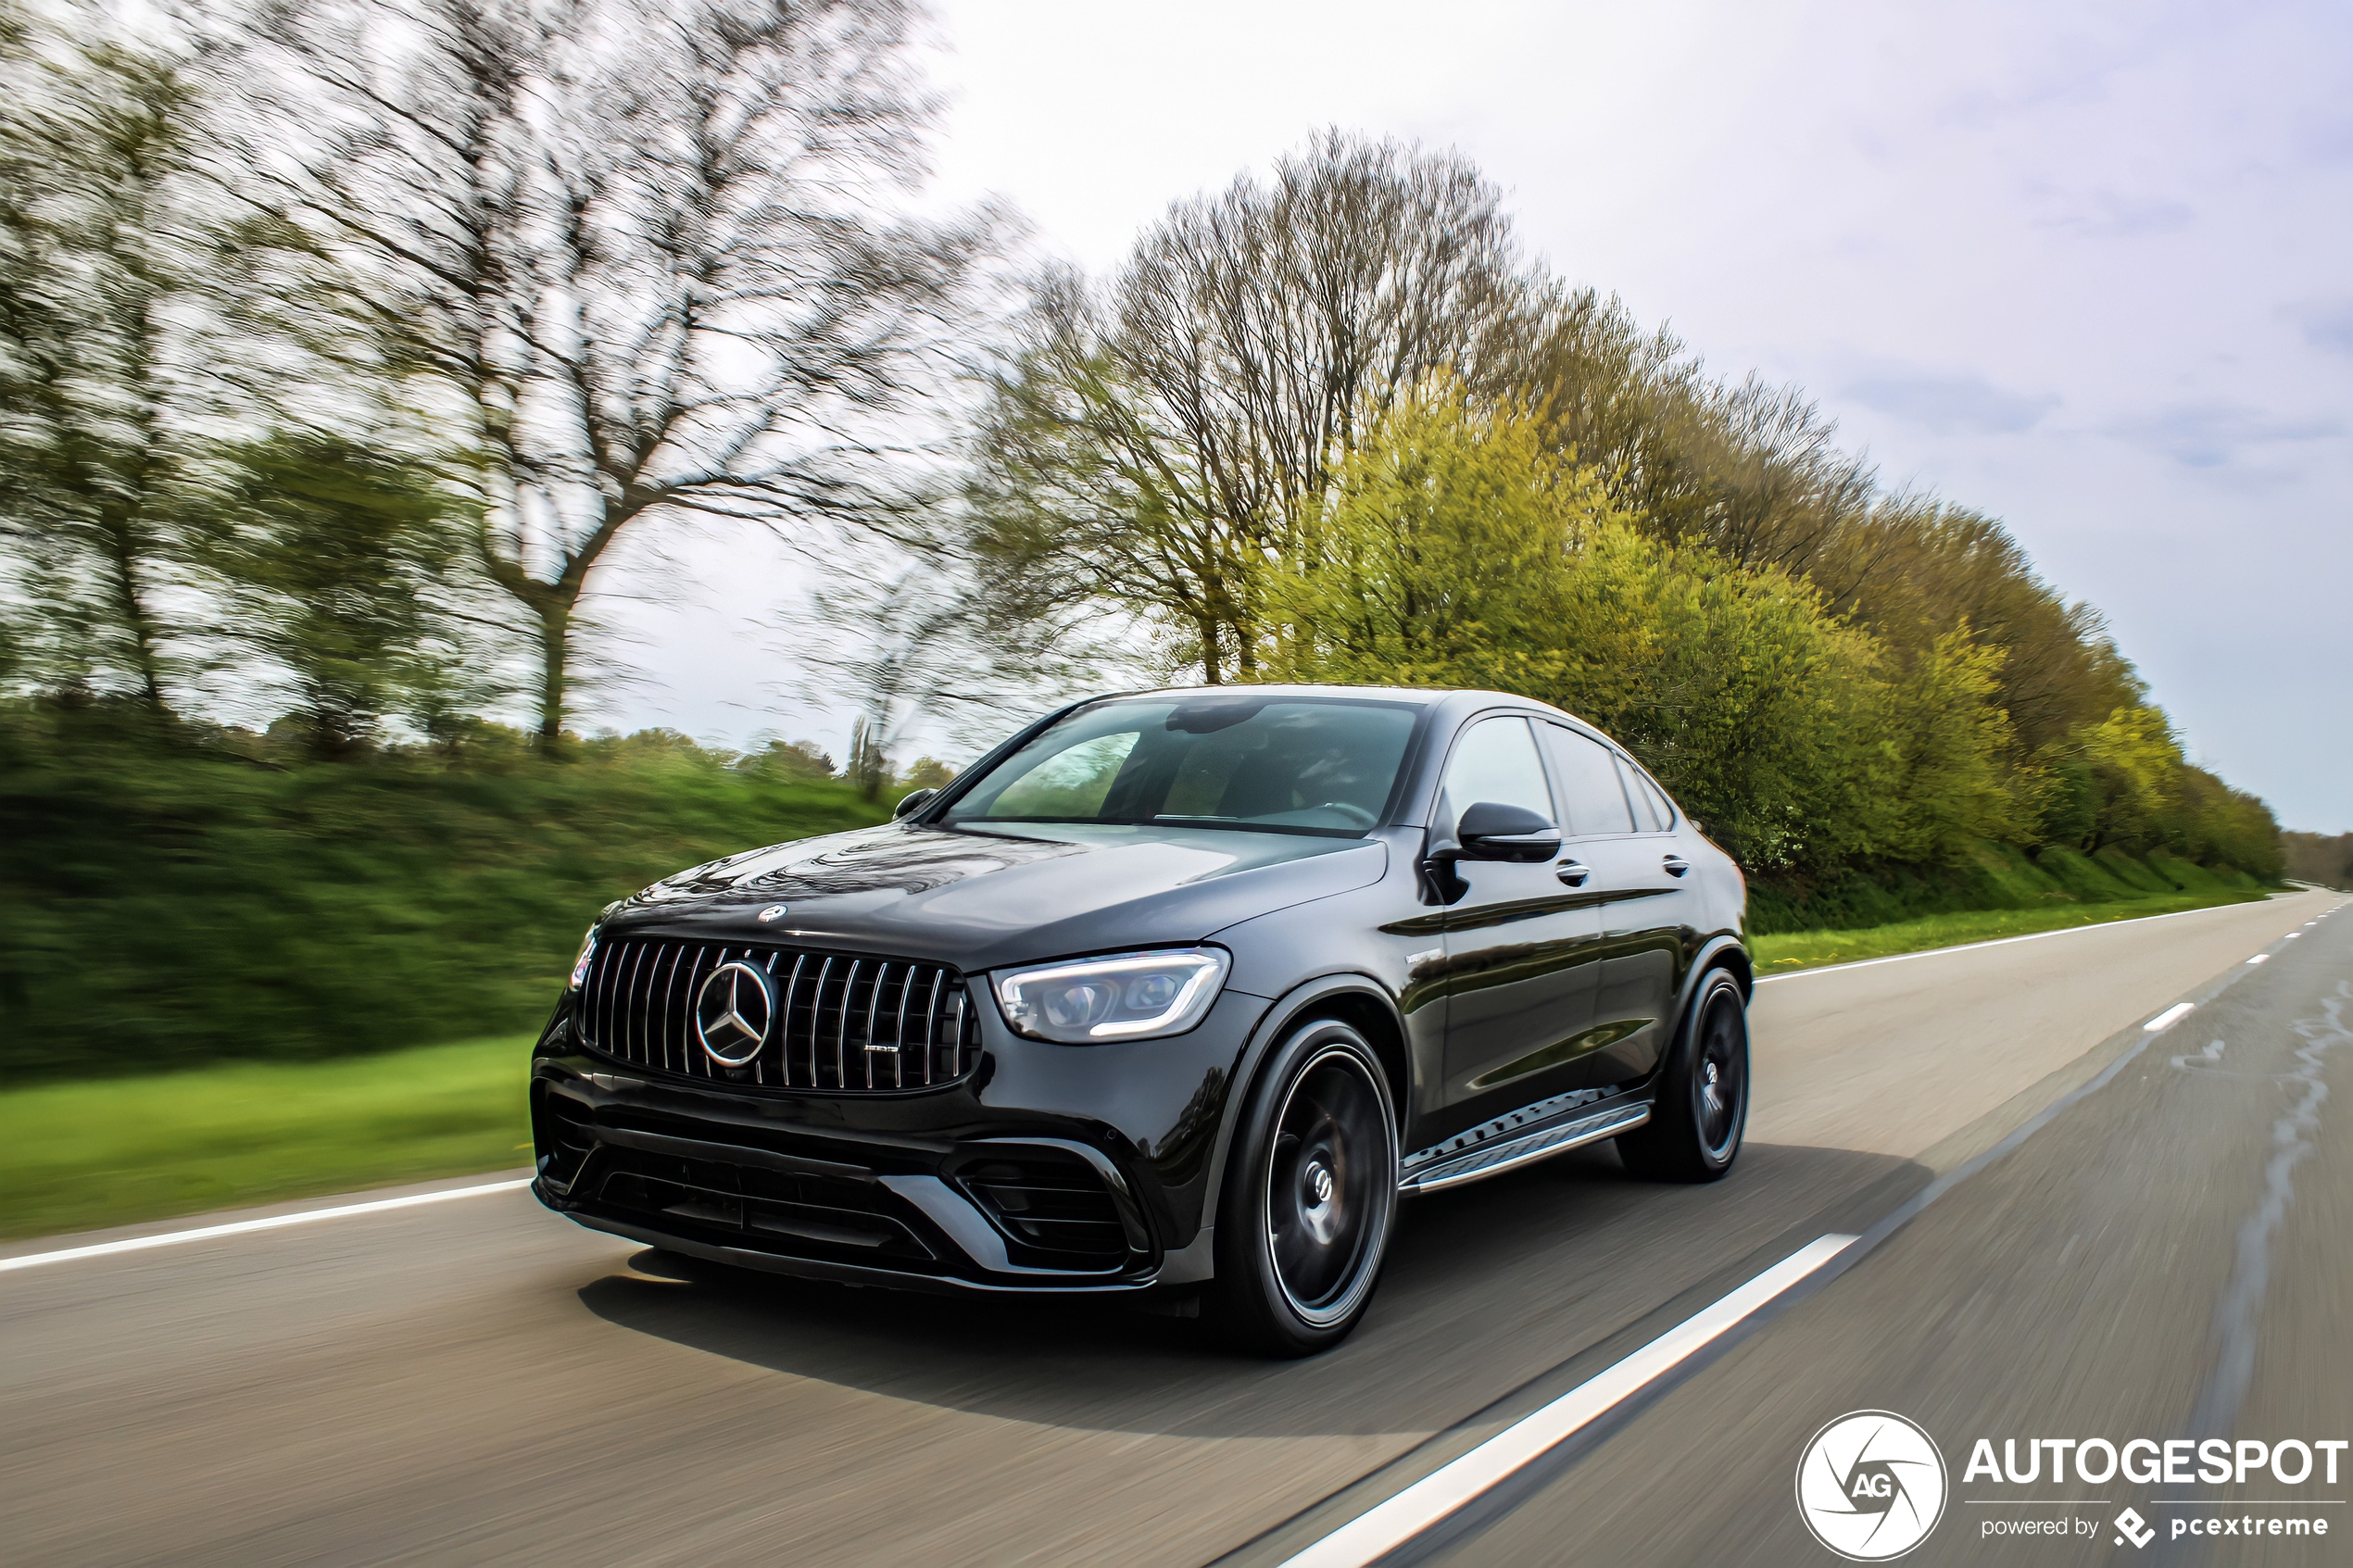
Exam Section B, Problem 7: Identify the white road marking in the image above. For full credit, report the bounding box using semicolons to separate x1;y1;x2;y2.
1277;1235;1857;1568
2249;954;2271;965
0;1179;535;1274
2145;1003;2197;1031
1755;899;2280;985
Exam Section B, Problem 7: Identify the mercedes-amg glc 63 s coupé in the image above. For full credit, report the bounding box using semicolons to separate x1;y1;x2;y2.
531;685;1752;1353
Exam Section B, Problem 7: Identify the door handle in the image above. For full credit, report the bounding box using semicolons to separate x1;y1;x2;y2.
1555;859;1590;887
1662;855;1690;877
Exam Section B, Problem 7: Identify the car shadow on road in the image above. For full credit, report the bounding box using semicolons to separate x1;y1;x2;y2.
573;1139;1921;1439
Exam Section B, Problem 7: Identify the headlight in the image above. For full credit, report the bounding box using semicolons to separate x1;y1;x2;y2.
568;928;598;990
993;947;1229;1043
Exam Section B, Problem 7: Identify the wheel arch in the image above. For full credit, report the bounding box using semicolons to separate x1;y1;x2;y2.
1199;973;1411;1234
1687;934;1752;1004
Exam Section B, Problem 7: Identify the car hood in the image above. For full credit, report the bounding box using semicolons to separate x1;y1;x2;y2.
608;820;1389;977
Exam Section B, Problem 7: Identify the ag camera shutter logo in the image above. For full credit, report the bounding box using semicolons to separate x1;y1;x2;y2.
1796;1411;1948;1560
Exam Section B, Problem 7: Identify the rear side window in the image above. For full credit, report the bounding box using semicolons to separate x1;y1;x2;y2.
1539;723;1634;836
1616;755;1664;832
1630;765;1677;831
1440;717;1554;829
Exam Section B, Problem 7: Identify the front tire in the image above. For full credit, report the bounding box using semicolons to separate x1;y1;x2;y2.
1211;1019;1398;1356
1617;969;1749;1182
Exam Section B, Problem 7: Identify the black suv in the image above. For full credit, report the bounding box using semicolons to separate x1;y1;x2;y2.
531;685;1751;1353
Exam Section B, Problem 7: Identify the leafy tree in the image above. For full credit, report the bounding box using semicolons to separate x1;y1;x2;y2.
1258;383;1889;869
1866;629;2024;862
2074;704;2185;851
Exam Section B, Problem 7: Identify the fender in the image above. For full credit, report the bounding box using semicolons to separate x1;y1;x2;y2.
1676;931;1753;1020
1172;972;1408;1282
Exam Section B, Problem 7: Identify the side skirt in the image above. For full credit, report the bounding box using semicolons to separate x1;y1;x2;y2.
1398;1099;1653;1194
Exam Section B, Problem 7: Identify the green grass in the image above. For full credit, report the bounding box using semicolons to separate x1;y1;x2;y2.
1749;886;2268;975
0;1035;534;1242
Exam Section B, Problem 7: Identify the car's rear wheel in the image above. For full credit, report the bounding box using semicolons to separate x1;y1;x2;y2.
1212;1019;1397;1356
1617;968;1748;1182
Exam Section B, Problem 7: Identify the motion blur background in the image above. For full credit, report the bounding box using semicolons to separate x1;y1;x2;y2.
1;0;2346;1232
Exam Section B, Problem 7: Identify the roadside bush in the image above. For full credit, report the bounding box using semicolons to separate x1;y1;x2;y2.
0;706;887;1080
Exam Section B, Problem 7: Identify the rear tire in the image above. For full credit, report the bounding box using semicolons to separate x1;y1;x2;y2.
1210;1019;1398;1357
1617;969;1748;1183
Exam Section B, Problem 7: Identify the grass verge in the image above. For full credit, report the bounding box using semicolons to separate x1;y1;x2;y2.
2;884;2280;1244
1749;886;2269;976
0;1035;532;1242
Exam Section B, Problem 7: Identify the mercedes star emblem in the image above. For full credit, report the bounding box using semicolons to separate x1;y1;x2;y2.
756;904;788;922
694;960;774;1067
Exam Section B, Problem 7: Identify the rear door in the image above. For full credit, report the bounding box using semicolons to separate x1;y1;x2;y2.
1537;724;1691;1089
1434;716;1603;1120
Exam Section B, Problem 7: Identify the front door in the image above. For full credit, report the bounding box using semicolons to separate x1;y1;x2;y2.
1436;716;1603;1122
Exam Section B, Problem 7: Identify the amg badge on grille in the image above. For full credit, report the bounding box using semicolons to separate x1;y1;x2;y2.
694;960;774;1066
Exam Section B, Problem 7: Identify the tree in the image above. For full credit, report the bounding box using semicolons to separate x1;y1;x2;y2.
0;8;210;710
198;433;475;756
249;0;994;746
970;131;1547;680
1261;382;1892;870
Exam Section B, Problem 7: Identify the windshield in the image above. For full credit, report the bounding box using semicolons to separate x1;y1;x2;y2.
941;695;1422;836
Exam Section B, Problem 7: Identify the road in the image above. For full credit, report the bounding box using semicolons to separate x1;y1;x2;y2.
1;889;2342;1568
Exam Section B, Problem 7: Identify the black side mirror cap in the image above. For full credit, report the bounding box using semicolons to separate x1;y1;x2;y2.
893;787;937;821
1450;801;1563;863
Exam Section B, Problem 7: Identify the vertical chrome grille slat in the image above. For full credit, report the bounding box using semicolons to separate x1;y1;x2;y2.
862;961;889;1089
598;940;625;1053
919;969;943;1086
778;953;809;1087
757;950;780;1085
892;964;912;1090
835;960;862;1091
811;957;837;1088
655;944;686;1075
619;942;646;1065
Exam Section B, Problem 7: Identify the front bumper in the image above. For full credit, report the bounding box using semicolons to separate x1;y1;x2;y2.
529;986;1268;1294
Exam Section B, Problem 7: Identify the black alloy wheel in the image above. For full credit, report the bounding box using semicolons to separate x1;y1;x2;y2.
1213;1019;1398;1356
1617;969;1749;1182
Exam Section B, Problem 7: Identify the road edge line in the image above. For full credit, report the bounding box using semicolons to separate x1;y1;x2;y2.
0;1178;535;1273
1275;1234;1856;1568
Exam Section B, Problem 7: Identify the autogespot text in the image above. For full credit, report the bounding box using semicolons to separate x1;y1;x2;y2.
1966;1436;2344;1548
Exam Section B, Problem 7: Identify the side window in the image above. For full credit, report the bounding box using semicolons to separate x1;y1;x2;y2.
1615;755;1662;832
1633;767;1677;831
1539;723;1635;836
1440;717;1554;829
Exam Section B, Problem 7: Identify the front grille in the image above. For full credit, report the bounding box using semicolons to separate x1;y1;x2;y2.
576;936;978;1091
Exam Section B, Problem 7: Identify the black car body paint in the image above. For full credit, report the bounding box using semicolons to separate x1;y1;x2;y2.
529;685;1749;1301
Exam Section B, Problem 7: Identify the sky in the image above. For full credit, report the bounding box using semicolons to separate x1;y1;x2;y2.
593;0;2353;833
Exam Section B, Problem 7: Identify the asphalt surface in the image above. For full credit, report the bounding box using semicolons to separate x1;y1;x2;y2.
1;890;2341;1568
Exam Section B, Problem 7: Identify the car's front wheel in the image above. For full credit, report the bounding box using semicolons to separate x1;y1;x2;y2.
1212;1018;1398;1356
1617;968;1749;1182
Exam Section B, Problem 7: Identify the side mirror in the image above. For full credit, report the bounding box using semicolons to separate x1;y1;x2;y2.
893;787;937;821
1451;801;1562;863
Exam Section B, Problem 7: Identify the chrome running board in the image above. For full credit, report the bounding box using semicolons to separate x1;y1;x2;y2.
1398;1101;1652;1194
